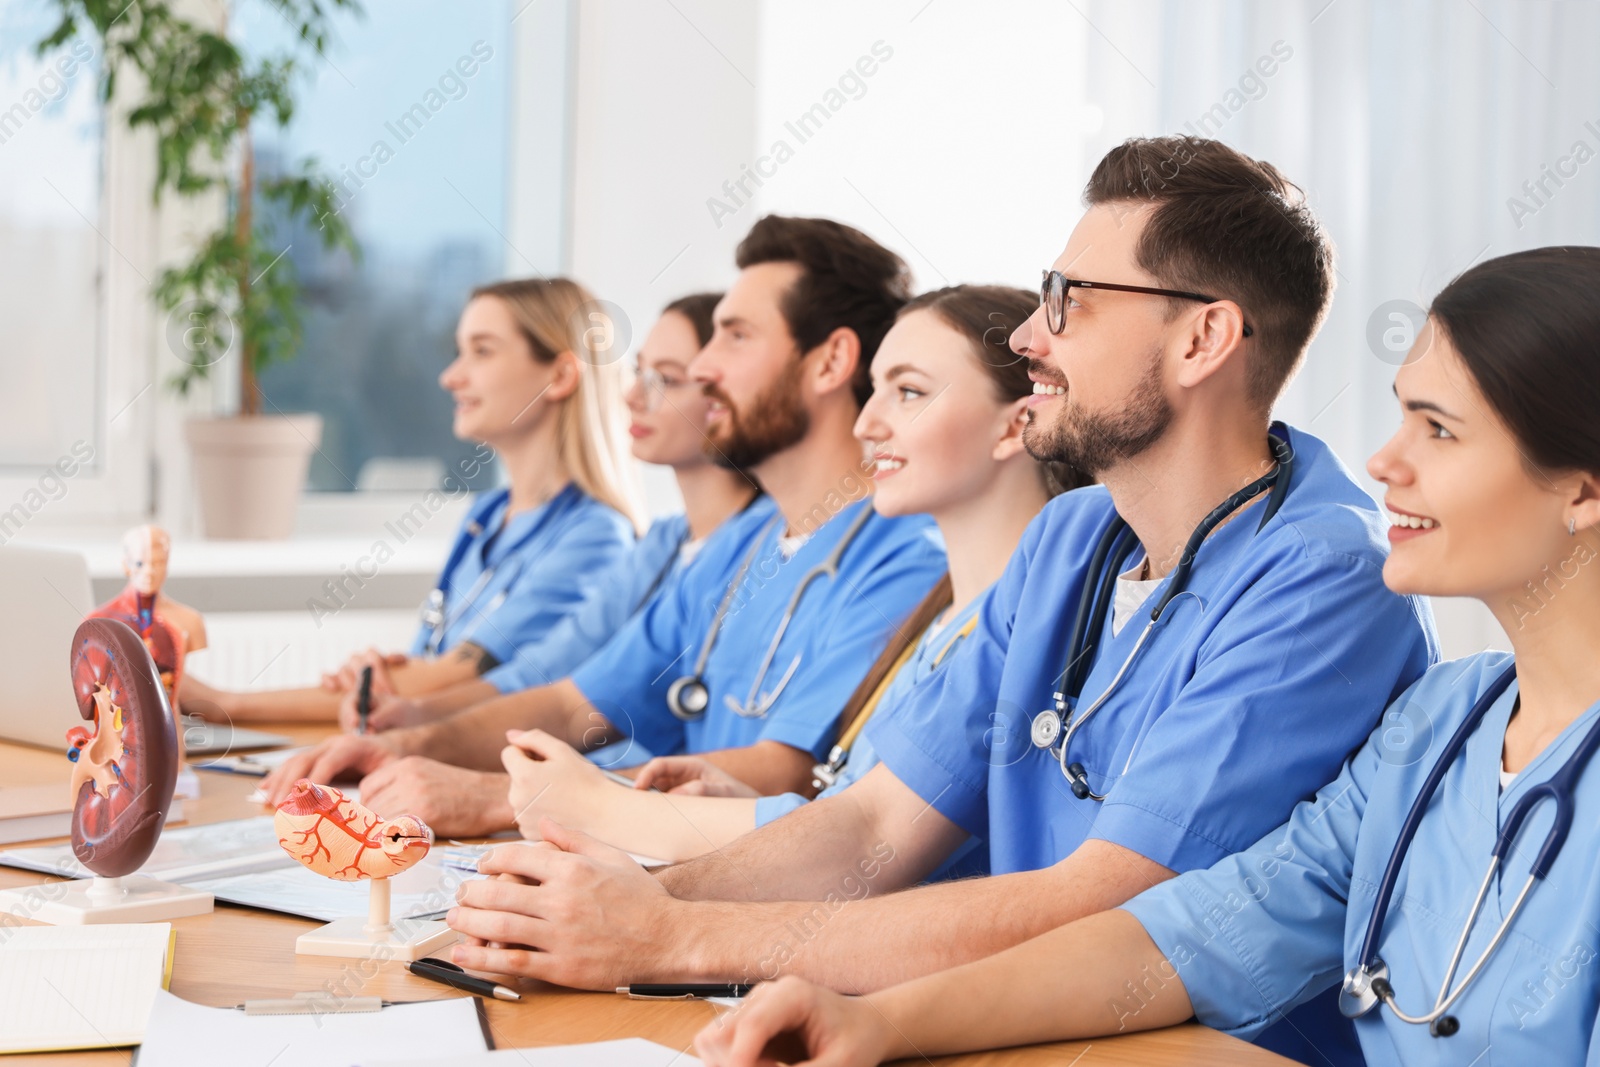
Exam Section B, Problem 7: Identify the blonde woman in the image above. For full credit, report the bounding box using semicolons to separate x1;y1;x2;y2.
186;278;641;723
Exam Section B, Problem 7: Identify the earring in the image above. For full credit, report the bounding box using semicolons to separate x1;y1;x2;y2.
1570;518;1578;536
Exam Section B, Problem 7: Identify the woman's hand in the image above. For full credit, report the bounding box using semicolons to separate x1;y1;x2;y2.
321;648;407;693
632;755;761;797
693;976;896;1067
501;729;611;837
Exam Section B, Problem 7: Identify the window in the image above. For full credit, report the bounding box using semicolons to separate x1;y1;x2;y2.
0;2;103;471
240;1;515;493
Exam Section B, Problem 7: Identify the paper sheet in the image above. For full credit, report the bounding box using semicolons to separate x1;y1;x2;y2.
370;1037;703;1066
0;923;172;1053
137;990;489;1067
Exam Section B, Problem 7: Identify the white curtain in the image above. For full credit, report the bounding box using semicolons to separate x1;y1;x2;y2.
749;0;1600;656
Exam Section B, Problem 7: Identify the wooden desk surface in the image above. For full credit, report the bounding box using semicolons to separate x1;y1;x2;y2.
0;727;1292;1066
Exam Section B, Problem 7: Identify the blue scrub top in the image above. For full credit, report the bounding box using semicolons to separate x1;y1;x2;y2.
482;513;692;693
410;483;634;664
755;591;988;882
572;497;948;760
1125;651;1600;1066
871;424;1437;1064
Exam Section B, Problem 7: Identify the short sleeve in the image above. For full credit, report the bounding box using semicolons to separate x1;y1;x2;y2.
1121;713;1383;1040
466;507;634;666
1090;550;1432;872
482;518;684;693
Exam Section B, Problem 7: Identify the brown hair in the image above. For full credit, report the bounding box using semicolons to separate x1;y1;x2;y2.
663;292;722;348
1082;136;1335;409
1430;246;1600;477
897;285;1089;496
468;277;644;530
735;215;913;407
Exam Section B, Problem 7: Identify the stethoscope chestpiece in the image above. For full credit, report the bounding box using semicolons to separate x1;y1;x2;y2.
1338;961;1387;1019
666;675;709;722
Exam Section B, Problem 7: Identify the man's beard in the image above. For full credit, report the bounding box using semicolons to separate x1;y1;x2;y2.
703;356;811;471
1023;353;1172;477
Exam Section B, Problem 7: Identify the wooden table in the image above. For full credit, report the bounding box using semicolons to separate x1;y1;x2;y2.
0;728;1292;1066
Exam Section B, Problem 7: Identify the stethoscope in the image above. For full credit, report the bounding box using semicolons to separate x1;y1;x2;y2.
1339;663;1600;1038
1030;429;1296;800
418;484;581;655
667;503;875;722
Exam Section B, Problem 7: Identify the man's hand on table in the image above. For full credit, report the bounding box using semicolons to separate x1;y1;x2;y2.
447;817;694;990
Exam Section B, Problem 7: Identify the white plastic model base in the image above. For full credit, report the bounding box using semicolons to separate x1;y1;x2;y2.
294;877;458;961
0;874;214;925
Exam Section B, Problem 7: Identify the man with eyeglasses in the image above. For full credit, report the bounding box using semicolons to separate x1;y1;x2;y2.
438;137;1436;1065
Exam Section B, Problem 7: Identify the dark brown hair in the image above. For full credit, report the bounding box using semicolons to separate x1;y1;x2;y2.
736;215;913;407
1082;136;1335;409
1430;245;1600;476
663;292;722;348
897;285;1089;496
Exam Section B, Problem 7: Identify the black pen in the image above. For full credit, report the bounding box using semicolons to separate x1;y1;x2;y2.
617;983;753;1000
408;957;521;1001
357;665;373;735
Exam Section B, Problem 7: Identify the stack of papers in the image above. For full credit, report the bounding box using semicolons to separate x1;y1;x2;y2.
0;923;175;1053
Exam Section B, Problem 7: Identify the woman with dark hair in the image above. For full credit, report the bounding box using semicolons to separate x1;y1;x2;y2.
497;285;1086;862
694;247;1600;1066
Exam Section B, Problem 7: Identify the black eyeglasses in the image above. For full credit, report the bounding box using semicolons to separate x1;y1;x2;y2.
1039;269;1253;338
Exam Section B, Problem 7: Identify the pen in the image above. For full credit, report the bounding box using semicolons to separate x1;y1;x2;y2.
616;983;753;999
407;957;521;1002
357;665;373;735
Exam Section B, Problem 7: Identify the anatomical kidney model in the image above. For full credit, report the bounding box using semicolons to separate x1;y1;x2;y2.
274;779;456;959
0;618;214;924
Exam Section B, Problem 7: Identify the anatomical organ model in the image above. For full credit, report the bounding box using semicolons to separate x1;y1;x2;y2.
274;778;455;959
274;780;432;881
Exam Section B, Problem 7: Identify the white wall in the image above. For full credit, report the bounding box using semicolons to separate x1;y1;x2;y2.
564;0;761;516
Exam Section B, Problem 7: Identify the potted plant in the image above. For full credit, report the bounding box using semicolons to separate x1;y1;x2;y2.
39;0;361;538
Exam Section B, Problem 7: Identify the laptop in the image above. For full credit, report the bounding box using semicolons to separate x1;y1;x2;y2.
0;545;289;756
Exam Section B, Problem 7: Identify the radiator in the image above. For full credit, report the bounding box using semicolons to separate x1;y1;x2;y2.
183;610;419;691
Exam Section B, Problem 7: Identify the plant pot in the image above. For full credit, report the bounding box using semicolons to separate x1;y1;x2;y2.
185;414;322;540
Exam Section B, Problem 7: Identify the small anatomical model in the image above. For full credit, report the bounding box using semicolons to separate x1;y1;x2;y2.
274;779;455;960
87;526;207;707
0;617;214;923
66;618;179;876
274;780;433;881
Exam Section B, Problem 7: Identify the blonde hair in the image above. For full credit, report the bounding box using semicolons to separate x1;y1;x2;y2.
471;277;644;530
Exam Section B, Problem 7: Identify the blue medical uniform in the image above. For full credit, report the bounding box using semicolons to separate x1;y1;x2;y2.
755;594;985;825
872;425;1438;1063
1124;651;1600;1066
410;483;633;666
482;513;693;694
571;497;947;760
755;592;988;882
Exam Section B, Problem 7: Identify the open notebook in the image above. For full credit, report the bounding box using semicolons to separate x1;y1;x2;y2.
0;923;175;1053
